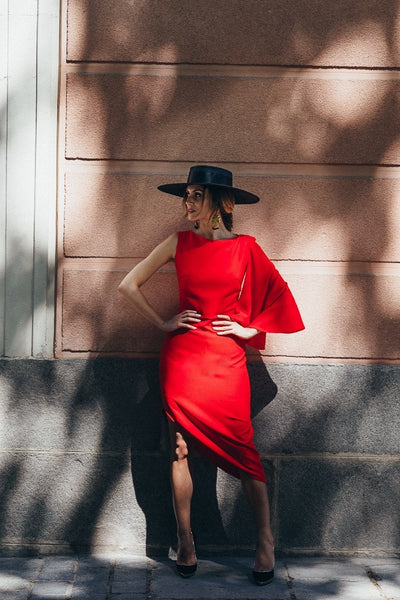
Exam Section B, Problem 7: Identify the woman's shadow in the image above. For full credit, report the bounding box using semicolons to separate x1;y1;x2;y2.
129;353;277;557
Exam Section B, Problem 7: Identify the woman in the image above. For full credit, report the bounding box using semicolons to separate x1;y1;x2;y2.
118;165;304;585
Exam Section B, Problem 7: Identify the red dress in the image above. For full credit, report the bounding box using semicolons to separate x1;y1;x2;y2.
160;230;304;483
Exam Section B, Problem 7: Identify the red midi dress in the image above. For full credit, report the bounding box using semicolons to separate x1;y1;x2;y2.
159;230;304;483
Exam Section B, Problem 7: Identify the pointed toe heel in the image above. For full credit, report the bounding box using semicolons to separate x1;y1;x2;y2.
176;562;198;578
253;568;274;586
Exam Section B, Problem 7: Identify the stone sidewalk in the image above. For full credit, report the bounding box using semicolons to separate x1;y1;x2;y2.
0;555;399;600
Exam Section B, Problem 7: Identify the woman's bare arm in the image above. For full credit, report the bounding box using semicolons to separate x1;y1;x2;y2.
118;233;201;332
118;233;178;330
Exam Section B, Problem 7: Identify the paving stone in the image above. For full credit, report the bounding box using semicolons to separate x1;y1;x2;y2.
30;580;70;598
111;560;147;595
0;557;42;580
74;557;110;570
0;571;31;592
290;580;382;600
285;557;369;581
75;568;110;581
114;556;148;571
150;557;290;599
285;557;396;600
72;569;110;596
0;592;30;600
70;593;107;600
38;557;76;580
110;596;145;600
364;562;400;600
0;554;399;600
0;559;38;596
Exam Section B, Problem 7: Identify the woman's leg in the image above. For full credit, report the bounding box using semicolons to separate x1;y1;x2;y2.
240;472;275;572
168;421;196;566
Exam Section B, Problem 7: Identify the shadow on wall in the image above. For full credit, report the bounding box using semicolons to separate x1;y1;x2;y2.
63;0;400;359
0;355;276;554
1;357;399;555
64;0;399;554
0;358;158;554
1;0;399;558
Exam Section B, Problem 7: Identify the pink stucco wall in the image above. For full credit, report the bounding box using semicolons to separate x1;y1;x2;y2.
57;0;400;362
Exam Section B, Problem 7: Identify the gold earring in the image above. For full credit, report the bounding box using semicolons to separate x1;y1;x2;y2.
211;214;221;230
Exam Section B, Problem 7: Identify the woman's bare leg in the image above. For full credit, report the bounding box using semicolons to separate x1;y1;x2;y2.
240;472;274;572
168;422;196;566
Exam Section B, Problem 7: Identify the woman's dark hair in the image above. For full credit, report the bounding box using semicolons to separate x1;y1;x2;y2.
206;186;235;231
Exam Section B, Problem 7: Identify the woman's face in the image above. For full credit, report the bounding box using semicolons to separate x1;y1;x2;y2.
184;185;212;223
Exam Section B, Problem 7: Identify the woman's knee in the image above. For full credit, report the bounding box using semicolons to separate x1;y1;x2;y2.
174;431;189;461
169;422;191;462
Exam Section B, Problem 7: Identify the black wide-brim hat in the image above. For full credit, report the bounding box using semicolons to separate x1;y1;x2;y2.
157;165;259;204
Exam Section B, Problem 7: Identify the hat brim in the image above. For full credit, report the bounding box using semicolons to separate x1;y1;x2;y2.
157;182;259;204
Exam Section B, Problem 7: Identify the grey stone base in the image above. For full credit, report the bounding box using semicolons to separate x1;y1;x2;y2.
0;359;399;556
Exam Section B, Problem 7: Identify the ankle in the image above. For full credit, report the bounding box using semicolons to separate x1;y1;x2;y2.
177;529;193;538
257;528;274;545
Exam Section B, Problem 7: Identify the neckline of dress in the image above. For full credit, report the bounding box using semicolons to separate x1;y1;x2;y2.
189;230;241;242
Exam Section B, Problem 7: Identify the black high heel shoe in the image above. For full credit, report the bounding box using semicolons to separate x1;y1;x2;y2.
253;538;274;585
252;568;274;586
177;562;197;578
176;531;197;578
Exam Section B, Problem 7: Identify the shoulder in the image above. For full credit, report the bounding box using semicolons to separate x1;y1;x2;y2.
145;232;178;262
238;234;262;252
158;231;179;250
240;235;275;266
164;232;179;257
238;234;256;244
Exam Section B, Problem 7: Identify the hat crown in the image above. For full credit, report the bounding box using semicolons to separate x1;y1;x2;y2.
187;165;233;188
157;164;259;204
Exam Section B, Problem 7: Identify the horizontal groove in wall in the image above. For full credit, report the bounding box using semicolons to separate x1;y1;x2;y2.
62;63;400;81
0;449;130;458
1;449;399;461
59;258;400;276
54;350;400;364
62;160;400;179
277;547;400;557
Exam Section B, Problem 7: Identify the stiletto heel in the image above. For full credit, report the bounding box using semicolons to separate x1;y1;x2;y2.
176;531;197;578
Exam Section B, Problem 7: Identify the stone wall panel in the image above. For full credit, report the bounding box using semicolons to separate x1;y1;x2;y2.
61;268;179;353
66;0;400;68
65;73;400;165
64;171;400;262
59;268;400;359
278;458;400;550
0;452;146;554
250;364;400;455
1;359;398;554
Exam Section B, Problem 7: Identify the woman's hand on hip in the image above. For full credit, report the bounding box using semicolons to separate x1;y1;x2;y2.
212;315;259;340
162;310;201;332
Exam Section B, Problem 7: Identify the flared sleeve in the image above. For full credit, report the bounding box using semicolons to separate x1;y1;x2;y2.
235;238;305;350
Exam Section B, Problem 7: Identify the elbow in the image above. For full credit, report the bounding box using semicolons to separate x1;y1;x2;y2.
117;278;126;295
118;278;138;298
118;281;129;298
